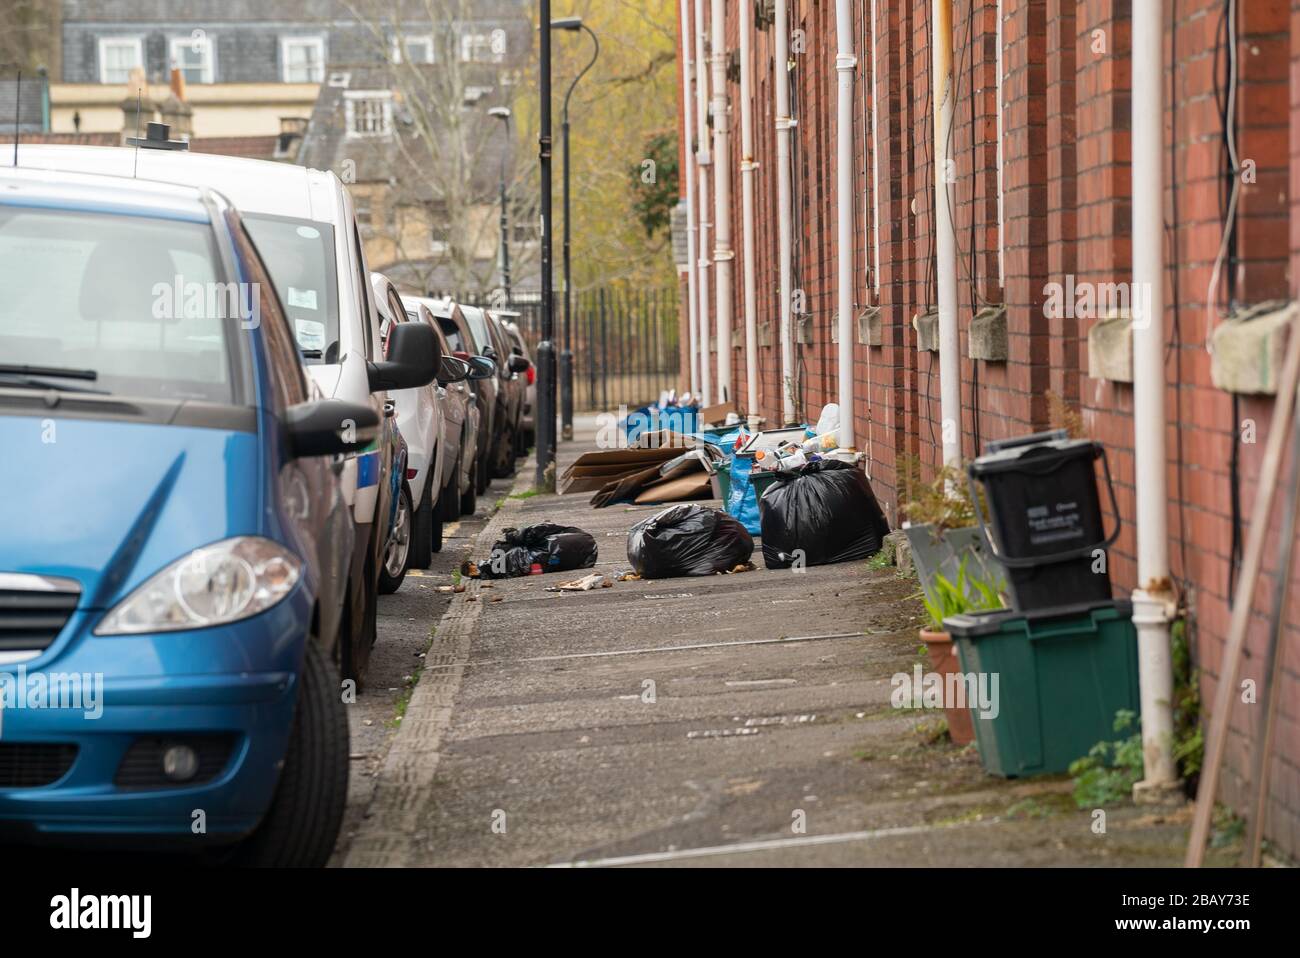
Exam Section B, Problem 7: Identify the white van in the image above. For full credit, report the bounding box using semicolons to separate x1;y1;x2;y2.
11;142;435;681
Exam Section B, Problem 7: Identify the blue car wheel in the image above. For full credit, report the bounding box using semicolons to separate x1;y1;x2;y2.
229;639;349;867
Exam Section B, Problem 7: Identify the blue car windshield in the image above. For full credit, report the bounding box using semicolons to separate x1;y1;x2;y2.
0;206;236;403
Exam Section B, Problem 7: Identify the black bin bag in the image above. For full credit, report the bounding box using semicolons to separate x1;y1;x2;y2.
627;504;754;578
479;523;597;579
758;461;891;569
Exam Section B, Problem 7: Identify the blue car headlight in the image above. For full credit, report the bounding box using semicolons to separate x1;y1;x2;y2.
95;537;303;635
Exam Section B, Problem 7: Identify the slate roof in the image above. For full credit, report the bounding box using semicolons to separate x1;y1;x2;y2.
297;62;511;198
0;76;49;134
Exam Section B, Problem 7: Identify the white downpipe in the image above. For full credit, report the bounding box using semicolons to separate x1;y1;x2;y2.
678;0;700;397
869;0;881;297
774;0;796;424
995;0;1005;288
694;0;712;407
835;0;856;449
1131;0;1178;792
710;0;733;403
739;0;759;415
932;0;960;467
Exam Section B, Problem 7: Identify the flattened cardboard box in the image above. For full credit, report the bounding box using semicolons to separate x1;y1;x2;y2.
558;445;682;495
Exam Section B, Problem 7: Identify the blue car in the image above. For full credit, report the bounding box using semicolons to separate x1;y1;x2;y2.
0;166;433;864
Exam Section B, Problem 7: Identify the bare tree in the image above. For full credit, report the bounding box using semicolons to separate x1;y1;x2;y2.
0;0;60;75
336;0;537;296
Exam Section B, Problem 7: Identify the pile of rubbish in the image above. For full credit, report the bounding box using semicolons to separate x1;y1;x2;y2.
716;403;859;535
560;429;725;507
617;391;742;444
465;523;598;579
758;460;891;569
627;504;754;578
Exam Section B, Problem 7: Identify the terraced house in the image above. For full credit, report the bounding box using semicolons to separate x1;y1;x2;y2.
675;0;1300;862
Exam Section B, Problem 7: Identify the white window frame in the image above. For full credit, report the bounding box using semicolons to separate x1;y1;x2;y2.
280;35;326;83
344;90;394;138
391;34;435;64
98;36;144;85
168;34;216;84
460;31;504;64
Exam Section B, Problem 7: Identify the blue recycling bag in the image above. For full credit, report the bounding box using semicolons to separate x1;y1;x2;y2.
621;404;700;443
726;454;763;536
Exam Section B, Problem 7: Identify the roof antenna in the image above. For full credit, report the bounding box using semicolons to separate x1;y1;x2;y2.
131;89;143;178
12;69;19;168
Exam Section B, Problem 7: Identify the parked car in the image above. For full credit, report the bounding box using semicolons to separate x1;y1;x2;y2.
13;141;437;683
499;316;536;450
401;295;488;519
459;304;529;482
486;310;528;463
0;166;383;864
436;303;498;498
371;273;444;585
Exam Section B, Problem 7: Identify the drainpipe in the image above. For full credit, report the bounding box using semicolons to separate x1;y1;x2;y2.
739;0;760;415
1130;0;1179;800
694;0;712;407
678;0;701;398
932;0;960;467
835;1;856;448
995;0;1005;288
869;0;881;301
774;0;797;424
711;0;733;403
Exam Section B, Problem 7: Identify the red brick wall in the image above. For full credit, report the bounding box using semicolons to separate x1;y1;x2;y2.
679;0;1300;860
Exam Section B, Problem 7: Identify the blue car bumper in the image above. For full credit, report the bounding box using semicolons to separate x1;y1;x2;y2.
0;587;312;844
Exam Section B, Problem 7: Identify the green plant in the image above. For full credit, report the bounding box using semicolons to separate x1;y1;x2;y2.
629;129;680;239
1068;709;1144;808
900;455;981;532
921;557;1006;631
1169;618;1203;791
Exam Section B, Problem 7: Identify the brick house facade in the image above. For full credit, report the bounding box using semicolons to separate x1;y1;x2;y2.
677;0;1300;861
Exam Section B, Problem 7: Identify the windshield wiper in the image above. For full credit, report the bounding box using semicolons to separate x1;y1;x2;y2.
0;372;109;395
0;363;99;381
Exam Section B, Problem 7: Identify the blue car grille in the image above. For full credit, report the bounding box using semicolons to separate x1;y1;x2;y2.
0;586;79;654
0;743;78;788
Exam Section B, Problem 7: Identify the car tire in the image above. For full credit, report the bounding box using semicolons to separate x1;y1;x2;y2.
476;442;490;495
379;482;413;595
461;456;478;515
409;471;434;570
230;638;348;868
341;537;378;686
442;444;463;523
491;430;515;479
430;484;444;554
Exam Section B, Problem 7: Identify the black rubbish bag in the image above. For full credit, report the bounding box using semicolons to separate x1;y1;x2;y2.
478;524;598;579
627;504;754;578
480;545;534;579
758;461;891;570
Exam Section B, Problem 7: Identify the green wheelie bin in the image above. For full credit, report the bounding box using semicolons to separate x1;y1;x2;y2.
945;600;1140;778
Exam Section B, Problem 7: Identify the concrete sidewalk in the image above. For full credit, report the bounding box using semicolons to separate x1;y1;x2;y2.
345;414;1226;868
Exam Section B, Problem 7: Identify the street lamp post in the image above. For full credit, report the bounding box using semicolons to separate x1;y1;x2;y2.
488;106;512;302
551;17;599;442
535;0;556;490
